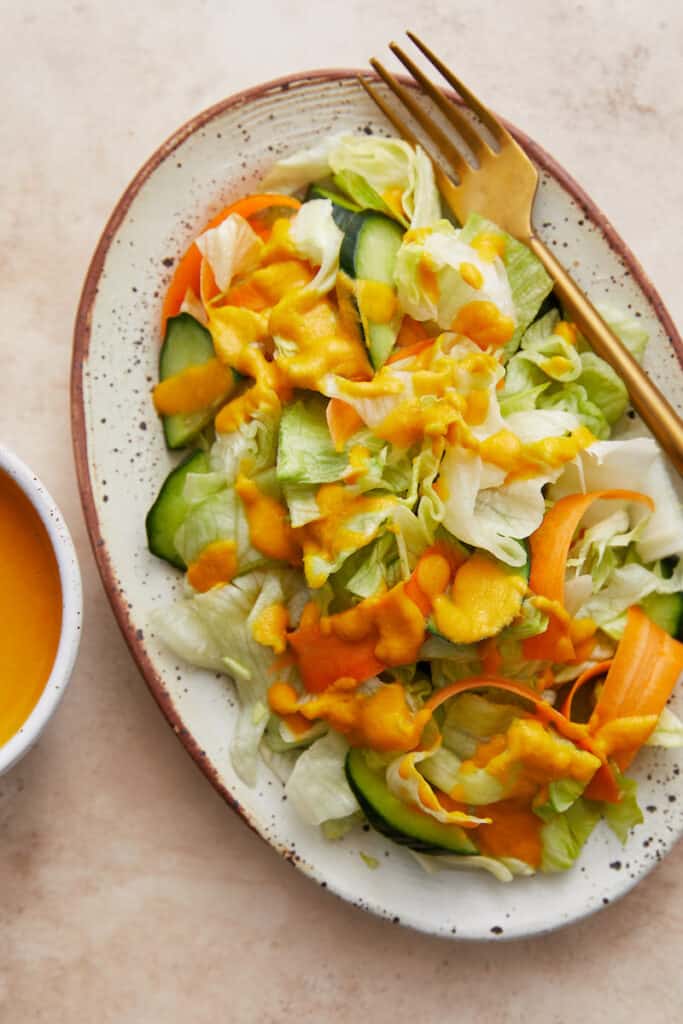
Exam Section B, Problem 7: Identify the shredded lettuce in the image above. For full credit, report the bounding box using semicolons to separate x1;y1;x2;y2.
289;199;343;294
151;570;301;785
602;770;643;843
593;302;649;363
195;214;263;292
277;395;349;484
534;779;585;821
411;850;535;882
551;438;683;564
540;798;602;872
576;561;683;639
459;213;553;353
645;706;683;748
284;731;359;826
394;219;515;328
260;134;342;192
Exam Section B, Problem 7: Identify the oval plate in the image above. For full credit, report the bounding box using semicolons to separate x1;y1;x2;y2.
72;71;683;940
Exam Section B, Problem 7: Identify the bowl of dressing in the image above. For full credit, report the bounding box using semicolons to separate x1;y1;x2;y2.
0;446;82;774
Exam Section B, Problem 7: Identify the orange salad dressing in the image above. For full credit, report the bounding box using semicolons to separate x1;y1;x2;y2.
0;470;62;745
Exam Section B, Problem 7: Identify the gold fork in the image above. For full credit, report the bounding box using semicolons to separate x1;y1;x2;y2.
360;33;683;476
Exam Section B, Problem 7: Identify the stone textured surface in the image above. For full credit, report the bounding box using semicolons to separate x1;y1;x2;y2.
1;0;682;1019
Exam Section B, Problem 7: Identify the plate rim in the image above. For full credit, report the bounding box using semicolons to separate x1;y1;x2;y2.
71;67;683;937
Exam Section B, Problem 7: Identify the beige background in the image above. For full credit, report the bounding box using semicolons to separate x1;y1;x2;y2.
2;1;683;1020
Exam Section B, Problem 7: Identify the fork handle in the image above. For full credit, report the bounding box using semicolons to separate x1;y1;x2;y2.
528;235;683;477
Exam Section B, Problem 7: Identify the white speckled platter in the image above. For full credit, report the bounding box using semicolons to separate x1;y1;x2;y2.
72;71;683;940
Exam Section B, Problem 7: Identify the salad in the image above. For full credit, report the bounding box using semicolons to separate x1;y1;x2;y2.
146;133;683;882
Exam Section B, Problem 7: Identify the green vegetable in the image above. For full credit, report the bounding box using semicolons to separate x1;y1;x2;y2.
277;395;349;484
602;771;643;844
339;211;405;368
285;732;359;826
345;748;478;854
459;213;554;354
146;450;210;568
159;314;236;449
540;798;602;873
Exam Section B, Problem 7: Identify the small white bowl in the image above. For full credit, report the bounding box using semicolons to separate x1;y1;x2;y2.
0;446;82;774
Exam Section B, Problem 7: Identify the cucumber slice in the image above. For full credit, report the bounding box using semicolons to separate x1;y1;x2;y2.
339;211;404;369
146;450;210;569
345;748;478;855
640;591;683;639
159;314;235;450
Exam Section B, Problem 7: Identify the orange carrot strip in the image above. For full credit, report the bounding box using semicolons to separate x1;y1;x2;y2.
424;676;602;755
393;315;430;349
386;337;435;364
561;660;613;721
524;489;654;662
326;398;365;452
584;764;622;803
589;606;683;769
425;675;626;802
160;193;300;335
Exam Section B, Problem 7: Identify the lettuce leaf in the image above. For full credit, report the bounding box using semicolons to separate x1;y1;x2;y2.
277;395;349;484
195;214;263;292
289;199;343;294
594;302;649;363
576;351;628;425
260;134;342;193
550;437;683;564
602;770;643;844
575;560;683;639
394;219;515;328
405;146;441;229
210;412;280;483
411;850;535;882
151;569;301;785
440;408;578;567
459;213;553;353
645;706;683;748
284;731;359;826
332;169;395;219
540;797;602;872
538;382;609;440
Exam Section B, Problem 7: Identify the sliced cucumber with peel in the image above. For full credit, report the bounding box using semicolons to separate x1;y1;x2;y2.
159;314;236;450
338;211;404;369
345;748;478;855
146;450;210;569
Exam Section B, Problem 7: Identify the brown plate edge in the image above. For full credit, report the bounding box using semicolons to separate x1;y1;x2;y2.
70;67;683;900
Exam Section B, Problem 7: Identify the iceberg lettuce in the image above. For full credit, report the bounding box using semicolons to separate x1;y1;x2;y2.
284;731;359;826
575;560;683;639
277;395;350;484
289;199;344;294
593;302;649;363
540;798;602;872
394;219;515;328
602;770;643;844
195;214;263;292
550;438;683;564
459;213;553;352
151;569;302;785
645;706;683;748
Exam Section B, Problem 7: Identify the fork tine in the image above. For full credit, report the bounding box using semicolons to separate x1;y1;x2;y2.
388;41;491;160
357;75;422;150
369;58;469;181
357;76;462;206
406;31;508;145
